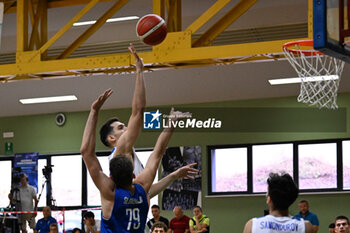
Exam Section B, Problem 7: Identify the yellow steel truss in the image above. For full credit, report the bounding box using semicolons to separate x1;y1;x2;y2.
0;0;312;82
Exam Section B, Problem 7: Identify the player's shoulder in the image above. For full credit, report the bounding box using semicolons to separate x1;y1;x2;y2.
243;218;253;233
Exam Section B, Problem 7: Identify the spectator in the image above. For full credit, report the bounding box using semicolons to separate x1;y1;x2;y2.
168;206;190;233
243;173;313;233
83;211;101;233
334;216;349;233
49;223;58;233
294;200;319;233
147;205;169;231
152;222;168;233
329;223;335;233
71;228;82;233
19;173;38;233
34;206;57;233
189;206;209;233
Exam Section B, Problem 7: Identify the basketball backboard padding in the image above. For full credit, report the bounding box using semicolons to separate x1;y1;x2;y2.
313;0;350;63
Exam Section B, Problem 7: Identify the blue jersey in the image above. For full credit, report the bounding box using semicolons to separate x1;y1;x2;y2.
34;216;57;233
101;184;149;233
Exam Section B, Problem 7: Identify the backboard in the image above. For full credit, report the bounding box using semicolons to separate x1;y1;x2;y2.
313;0;350;62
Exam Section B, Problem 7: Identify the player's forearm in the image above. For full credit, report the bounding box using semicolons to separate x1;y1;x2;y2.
80;109;98;156
149;171;177;198
153;126;175;155
131;70;146;115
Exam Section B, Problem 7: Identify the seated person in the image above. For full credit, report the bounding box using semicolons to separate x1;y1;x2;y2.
152;222;168;233
189;206;209;233
147;205;169;231
34;206;57;233
83;211;101;233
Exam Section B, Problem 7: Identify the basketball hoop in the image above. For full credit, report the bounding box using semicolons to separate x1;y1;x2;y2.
283;40;345;109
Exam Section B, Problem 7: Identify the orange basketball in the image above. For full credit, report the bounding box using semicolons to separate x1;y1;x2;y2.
136;14;167;46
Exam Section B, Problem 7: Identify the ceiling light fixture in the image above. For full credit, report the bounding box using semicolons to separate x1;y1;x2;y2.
268;75;339;85
20;95;78;104
73;16;140;27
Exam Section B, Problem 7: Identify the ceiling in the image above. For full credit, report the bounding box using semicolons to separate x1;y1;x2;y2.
1;0;349;118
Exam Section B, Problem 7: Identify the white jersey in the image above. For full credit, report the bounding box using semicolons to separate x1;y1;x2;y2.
252;215;305;233
108;147;144;176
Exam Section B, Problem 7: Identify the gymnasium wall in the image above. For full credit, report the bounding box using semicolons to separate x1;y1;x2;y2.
0;93;349;233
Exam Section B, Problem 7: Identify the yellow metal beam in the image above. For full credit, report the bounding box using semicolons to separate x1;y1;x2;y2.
193;0;258;47
186;0;231;34
2;0;311;82
308;0;313;38
153;0;165;19
58;0;130;59
41;0;48;59
39;0;100;55
28;0;43;50
166;0;181;32
4;0;115;13
16;0;28;53
0;33;308;81
175;0;181;31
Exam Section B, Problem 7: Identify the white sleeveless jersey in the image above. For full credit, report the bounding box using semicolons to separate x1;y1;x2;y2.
252;215;305;233
108;147;144;176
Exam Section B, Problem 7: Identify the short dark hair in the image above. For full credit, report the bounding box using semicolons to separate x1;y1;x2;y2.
329;223;336;228
110;156;133;188
336;216;350;225
84;211;95;219
72;228;82;233
20;173;29;181
99;118;119;147
267;173;298;211
151;205;160;209
193;205;202;211
50;223;58;229
151;221;168;232
299;200;309;205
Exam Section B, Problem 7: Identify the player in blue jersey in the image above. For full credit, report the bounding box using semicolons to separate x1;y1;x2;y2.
80;88;198;233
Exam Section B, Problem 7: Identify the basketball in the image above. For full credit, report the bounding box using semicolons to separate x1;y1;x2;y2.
136;14;167;46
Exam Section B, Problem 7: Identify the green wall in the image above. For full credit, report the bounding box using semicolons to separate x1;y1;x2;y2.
1;93;350;233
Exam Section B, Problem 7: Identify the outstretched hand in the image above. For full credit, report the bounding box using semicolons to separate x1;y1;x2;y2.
174;163;199;180
91;89;113;111
128;43;144;71
168;107;192;122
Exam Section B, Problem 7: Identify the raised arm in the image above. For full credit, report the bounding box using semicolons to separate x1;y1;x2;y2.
80;89;114;192
115;44;146;156
135;109;191;193
149;163;199;198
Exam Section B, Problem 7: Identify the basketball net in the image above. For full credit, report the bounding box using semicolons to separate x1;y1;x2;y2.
283;40;345;109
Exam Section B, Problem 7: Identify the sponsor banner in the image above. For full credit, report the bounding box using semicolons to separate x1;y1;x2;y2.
143;107;346;132
14;152;39;192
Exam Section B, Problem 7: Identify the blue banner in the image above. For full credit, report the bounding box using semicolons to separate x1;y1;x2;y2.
14;153;38;192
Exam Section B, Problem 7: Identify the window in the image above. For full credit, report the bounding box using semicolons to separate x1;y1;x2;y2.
37;159;47;207
63;209;82;231
253;144;293;192
52;155;82;206
0;160;11;207
210;147;248;193
209;139;349;196
343;140;350;189
87;156;109;206
298;143;337;189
